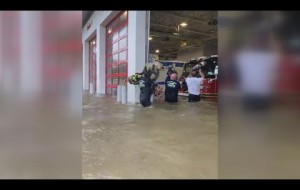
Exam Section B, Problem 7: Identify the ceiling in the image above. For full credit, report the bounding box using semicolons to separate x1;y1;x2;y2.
149;11;218;60
82;11;218;60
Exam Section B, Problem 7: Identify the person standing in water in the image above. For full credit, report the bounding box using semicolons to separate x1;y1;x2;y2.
185;69;205;102
164;73;180;103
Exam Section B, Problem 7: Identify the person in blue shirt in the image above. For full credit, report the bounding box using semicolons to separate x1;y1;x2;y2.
165;73;180;103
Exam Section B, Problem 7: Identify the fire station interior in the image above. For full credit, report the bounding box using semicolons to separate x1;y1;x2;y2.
149;11;217;60
82;11;218;179
149;11;218;97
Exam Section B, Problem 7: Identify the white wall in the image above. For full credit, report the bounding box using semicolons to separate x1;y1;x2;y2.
127;11;147;103
82;41;89;90
20;11;42;98
97;25;106;94
0;13;2;88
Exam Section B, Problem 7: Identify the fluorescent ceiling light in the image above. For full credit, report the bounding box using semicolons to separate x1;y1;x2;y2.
180;22;187;27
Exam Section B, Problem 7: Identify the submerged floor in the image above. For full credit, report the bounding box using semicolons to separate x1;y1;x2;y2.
82;93;218;179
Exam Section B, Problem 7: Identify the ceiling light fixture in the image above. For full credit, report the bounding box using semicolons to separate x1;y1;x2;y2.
155;49;160;53
149;37;152;40
180;22;187;27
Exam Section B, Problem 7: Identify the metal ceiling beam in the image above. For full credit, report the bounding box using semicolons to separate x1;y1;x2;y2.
150;30;201;42
149;26;217;56
149;32;203;51
150;36;216;55
151;22;213;37
201;35;218;42
150;30;182;39
159;11;212;25
150;30;216;43
159;45;203;56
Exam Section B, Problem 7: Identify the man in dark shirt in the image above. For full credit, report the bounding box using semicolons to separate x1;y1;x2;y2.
165;73;180;103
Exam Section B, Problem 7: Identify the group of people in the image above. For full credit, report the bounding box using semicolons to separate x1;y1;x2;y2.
137;63;205;107
164;67;205;104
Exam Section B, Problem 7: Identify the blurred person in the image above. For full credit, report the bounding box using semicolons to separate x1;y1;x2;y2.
179;76;188;92
234;31;279;111
186;69;205;102
219;11;300;179
166;64;177;80
164;73;180;103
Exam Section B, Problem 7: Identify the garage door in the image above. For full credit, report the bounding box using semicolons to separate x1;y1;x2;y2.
106;11;128;96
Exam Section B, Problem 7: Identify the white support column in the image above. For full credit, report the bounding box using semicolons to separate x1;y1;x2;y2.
19;11;42;98
97;25;106;95
127;11;147;103
82;41;89;90
0;13;2;90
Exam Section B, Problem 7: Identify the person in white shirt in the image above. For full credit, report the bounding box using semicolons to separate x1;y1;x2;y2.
234;31;279;111
185;69;205;102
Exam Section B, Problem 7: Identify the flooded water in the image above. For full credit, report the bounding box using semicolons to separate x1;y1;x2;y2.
82;92;218;179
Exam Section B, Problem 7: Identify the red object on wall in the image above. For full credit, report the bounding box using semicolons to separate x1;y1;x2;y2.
277;56;300;95
105;11;128;96
89;37;97;92
201;78;218;95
